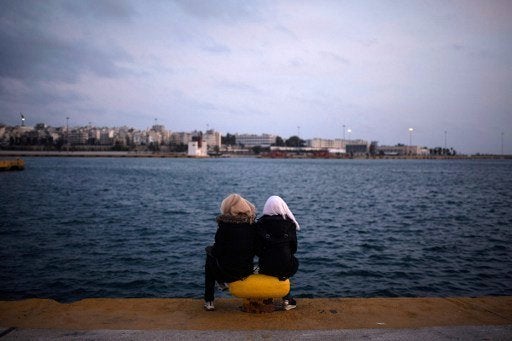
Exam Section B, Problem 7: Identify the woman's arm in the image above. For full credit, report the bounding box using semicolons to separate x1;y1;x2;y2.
289;224;298;254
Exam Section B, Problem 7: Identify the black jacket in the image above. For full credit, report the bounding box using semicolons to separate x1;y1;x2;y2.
211;214;256;282
255;215;298;279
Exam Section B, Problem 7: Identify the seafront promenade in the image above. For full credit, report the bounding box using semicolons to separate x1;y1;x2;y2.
1;297;511;339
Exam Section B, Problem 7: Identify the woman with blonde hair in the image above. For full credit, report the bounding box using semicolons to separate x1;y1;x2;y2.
203;193;257;311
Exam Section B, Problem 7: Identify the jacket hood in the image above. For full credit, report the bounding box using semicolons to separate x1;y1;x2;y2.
217;214;254;224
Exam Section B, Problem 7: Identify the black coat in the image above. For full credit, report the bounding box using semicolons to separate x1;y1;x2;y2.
211;214;256;282
255;215;299;279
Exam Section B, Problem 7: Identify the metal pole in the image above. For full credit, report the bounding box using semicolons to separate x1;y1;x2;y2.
66;117;70;150
502;132;504;156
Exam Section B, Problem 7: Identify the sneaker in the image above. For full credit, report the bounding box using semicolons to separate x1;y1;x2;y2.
204;301;215;311
217;282;229;291
283;298;296;311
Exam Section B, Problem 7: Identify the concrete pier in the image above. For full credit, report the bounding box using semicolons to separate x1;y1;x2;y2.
1;297;511;339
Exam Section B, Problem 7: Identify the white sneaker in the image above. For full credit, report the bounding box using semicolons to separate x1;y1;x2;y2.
217;282;229;291
204;301;215;311
283;299;296;310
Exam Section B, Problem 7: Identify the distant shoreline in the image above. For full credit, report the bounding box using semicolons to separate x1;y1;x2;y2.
0;150;199;158
0;150;510;159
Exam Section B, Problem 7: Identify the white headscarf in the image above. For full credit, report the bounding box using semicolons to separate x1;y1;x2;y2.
262;195;300;231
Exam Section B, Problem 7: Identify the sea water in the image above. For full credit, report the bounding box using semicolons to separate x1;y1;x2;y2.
1;157;511;302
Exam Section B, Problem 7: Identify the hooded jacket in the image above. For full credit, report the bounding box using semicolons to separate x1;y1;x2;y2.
211;214;256;282
255;215;298;279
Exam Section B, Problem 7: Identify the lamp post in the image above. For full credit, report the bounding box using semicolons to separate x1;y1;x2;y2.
408;128;414;146
347;128;352;142
502;132;504;156
66;117;70;150
444;130;447;150
20;113;26;127
342;124;346;141
297;126;300;147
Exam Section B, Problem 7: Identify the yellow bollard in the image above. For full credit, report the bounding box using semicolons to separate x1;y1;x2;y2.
229;274;290;313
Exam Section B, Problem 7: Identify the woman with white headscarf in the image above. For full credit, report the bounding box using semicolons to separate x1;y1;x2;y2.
203;193;257;311
256;195;300;310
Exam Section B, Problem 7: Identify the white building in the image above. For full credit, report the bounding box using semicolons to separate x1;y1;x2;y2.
307;138;369;150
100;129;114;145
188;141;208;156
235;133;276;147
171;132;194;145
377;145;428;156
203;130;221;149
307;138;344;149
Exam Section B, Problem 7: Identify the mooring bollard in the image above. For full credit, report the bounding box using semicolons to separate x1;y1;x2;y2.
228;274;290;313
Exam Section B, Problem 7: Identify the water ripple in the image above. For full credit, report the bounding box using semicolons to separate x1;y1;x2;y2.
1;158;511;301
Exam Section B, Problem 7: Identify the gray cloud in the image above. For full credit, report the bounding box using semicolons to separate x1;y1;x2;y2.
320;51;350;65
61;0;135;21
201;41;231;54
1;1;511;154
173;0;264;22
0;79;87;107
0;30;131;83
0;0;133;83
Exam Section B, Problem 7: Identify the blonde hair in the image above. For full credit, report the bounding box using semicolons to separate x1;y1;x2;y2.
220;194;256;221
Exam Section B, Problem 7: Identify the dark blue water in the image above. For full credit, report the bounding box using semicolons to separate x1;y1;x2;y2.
1;157;511;302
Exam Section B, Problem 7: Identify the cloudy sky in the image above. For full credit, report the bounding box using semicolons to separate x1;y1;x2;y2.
1;0;511;154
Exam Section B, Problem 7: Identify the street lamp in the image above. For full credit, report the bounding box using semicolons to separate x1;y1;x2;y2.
408;128;414;146
20;113;26;127
342;124;346;141
502;132;504;156
66;117;70;150
347;128;352;141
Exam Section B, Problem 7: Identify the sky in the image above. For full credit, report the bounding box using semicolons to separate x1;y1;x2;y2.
1;0;511;154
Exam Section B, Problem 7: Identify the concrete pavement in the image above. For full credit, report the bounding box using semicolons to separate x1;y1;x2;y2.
1;297;511;340
1;325;512;340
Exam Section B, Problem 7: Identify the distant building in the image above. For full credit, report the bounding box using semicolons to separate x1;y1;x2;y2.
132;131;147;145
307;138;343;149
235;133;276;147
100;129;114;145
69;129;88;145
377;145;428;156
346;141;369;154
171;132;194;145
152;124;166;133
188;140;208;156
203;130;221;149
147;130;162;145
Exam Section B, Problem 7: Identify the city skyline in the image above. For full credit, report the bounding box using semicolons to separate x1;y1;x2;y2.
1;1;511;154
0;115;500;153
